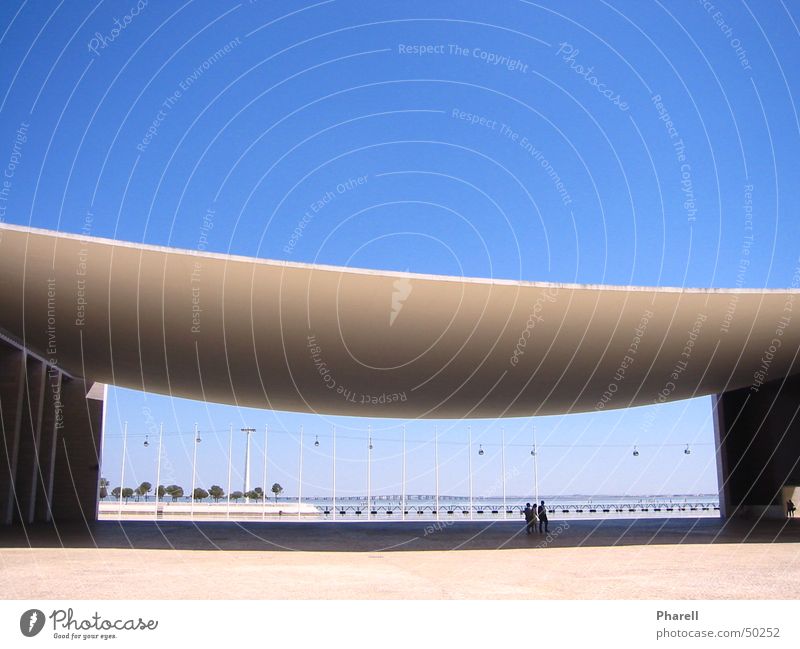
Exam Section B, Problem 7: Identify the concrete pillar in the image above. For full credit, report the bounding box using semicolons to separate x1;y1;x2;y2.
13;355;46;523
35;368;63;522
49;378;104;524
1;329;105;527
714;373;800;519
0;339;26;525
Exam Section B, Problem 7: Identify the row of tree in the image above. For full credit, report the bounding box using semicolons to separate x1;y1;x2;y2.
100;478;284;503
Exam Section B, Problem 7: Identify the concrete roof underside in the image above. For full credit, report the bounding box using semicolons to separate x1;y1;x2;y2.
1;223;799;419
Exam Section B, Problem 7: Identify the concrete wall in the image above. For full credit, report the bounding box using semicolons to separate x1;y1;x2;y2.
0;336;104;526
714;373;800;519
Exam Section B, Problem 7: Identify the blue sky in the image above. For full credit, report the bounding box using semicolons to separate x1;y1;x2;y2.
2;0;798;497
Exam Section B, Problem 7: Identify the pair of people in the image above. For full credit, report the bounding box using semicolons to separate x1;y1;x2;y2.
523;500;549;534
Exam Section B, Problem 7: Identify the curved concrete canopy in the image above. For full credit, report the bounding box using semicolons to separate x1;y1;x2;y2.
1;223;799;418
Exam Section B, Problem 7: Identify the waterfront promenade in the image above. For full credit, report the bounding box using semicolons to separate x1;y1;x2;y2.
97;499;720;522
2;518;798;599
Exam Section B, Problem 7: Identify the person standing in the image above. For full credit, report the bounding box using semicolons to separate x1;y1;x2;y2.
788;499;796;518
538;500;549;534
523;503;534;535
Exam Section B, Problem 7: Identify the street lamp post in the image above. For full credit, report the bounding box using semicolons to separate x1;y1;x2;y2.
153;423;163;521
468;425;474;520
262;425;268;519
367;424;372;521
226;425;232;519
298;425;304;521
532;424;539;506
241;427;255;501
434;424;440;521
118;421;128;518
332;425;336;521
402;424;406;521
191;423;200;517
501;427;507;519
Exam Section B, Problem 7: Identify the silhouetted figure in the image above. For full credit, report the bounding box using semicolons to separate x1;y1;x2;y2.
523;503;535;535
788;499;796;518
538;500;549;533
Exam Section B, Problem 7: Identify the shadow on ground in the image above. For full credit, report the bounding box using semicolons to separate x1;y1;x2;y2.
2;518;798;552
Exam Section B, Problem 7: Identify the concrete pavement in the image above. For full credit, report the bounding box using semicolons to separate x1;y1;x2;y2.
1;518;798;599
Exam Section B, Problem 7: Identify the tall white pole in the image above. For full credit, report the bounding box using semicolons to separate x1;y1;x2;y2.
119;421;128;517
402;424;406;521
367;424;372;521
262;425;268;519
533;424;539;506
243;429;252;498
468;425;473;520
501;427;507;520
332;425;336;520
298;425;304;520
434;424;440;521
191;423;198;517
154;423;163;521
226;425;232;519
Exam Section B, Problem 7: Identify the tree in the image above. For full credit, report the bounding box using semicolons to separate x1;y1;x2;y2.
165;485;183;502
208;485;224;502
111;486;121;499
135;481;152;502
271;483;283;502
244;490;260;501
99;478;109;500
193;487;209;501
230;491;243;502
121;487;134;503
157;485;166;499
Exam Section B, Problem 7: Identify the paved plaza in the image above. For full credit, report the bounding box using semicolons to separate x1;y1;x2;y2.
2;518;799;599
